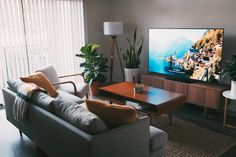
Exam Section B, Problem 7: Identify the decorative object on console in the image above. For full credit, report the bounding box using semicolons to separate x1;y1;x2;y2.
222;55;236;96
76;44;109;96
104;21;125;81
121;28;143;83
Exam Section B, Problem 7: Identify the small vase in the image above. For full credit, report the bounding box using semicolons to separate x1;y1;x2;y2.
231;80;236;96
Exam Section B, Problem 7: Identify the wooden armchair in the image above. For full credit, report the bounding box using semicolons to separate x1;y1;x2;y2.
36;65;89;99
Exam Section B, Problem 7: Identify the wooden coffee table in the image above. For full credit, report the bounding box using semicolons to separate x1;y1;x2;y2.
99;82;185;124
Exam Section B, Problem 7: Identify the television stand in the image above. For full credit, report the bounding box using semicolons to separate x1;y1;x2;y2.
166;76;194;83
141;73;229;115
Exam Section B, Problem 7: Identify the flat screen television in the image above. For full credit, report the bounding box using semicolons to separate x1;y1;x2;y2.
148;28;224;83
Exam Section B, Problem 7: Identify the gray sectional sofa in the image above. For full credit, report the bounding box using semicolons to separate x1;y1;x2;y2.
3;87;168;157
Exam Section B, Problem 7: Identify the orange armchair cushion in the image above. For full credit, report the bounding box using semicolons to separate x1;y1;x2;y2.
85;99;137;126
20;72;58;97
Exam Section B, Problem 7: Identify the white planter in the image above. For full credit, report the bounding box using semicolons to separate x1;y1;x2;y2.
124;68;140;83
231;80;236;96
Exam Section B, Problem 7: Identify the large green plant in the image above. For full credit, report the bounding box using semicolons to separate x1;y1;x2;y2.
222;55;236;81
75;44;109;84
121;28;143;68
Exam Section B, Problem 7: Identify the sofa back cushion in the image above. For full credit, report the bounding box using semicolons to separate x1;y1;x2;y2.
57;90;84;104
20;72;58;97
7;80;25;93
32;91;55;112
53;99;108;134
85;99;137;126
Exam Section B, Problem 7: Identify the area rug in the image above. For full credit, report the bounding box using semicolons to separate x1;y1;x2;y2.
152;115;236;157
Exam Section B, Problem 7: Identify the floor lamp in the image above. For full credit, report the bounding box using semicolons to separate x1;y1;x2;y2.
104;21;125;82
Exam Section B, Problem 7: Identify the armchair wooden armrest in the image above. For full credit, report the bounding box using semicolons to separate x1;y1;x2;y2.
58;73;86;83
53;81;77;94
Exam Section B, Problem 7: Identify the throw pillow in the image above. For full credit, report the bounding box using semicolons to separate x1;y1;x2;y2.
20;72;58;97
85;99;137;126
53;98;108;134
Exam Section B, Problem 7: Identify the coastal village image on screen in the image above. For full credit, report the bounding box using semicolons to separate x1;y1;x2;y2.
149;29;224;82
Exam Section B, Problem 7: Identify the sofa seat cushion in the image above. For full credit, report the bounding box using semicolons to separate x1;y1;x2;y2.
149;126;168;151
57;83;88;98
53;99;108;134
57;90;84;104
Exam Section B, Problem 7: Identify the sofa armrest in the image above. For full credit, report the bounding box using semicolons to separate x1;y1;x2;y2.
58;73;86;83
53;81;77;94
91;116;150;157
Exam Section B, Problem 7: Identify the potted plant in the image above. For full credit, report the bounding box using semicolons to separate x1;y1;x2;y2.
76;44;109;96
121;28;143;82
222;55;236;95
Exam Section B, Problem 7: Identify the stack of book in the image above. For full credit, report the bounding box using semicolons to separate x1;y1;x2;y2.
125;101;149;111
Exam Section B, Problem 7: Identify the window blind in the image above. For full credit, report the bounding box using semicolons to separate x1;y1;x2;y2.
0;0;85;87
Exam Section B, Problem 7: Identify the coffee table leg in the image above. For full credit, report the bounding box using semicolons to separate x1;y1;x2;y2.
168;112;173;125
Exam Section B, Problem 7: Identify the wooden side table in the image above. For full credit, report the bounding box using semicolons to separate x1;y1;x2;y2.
223;90;236;129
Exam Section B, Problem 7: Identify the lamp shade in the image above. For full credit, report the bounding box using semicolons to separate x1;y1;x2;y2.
103;21;123;35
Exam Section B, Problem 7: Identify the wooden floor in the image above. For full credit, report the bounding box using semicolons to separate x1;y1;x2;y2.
0;109;48;157
0;103;236;157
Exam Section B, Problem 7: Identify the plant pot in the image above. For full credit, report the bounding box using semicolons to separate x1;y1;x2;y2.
124;68;140;83
89;82;101;96
231;80;236;96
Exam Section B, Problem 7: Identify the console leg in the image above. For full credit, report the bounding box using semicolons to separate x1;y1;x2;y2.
168;112;173;125
203;106;207;117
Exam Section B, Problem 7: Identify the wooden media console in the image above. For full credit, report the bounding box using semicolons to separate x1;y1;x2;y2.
141;74;228;115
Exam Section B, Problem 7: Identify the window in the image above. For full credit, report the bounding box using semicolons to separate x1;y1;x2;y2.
0;0;85;87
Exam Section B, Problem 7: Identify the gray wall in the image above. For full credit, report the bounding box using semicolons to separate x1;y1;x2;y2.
84;0;236;114
83;0;113;81
112;0;236;82
84;0;236;82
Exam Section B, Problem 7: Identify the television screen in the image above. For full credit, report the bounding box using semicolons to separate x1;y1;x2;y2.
148;28;224;82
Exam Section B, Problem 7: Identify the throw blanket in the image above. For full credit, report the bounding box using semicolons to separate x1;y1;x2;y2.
13;83;40;121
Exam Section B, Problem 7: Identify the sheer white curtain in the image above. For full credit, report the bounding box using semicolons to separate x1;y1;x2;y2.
0;0;29;86
0;0;85;87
